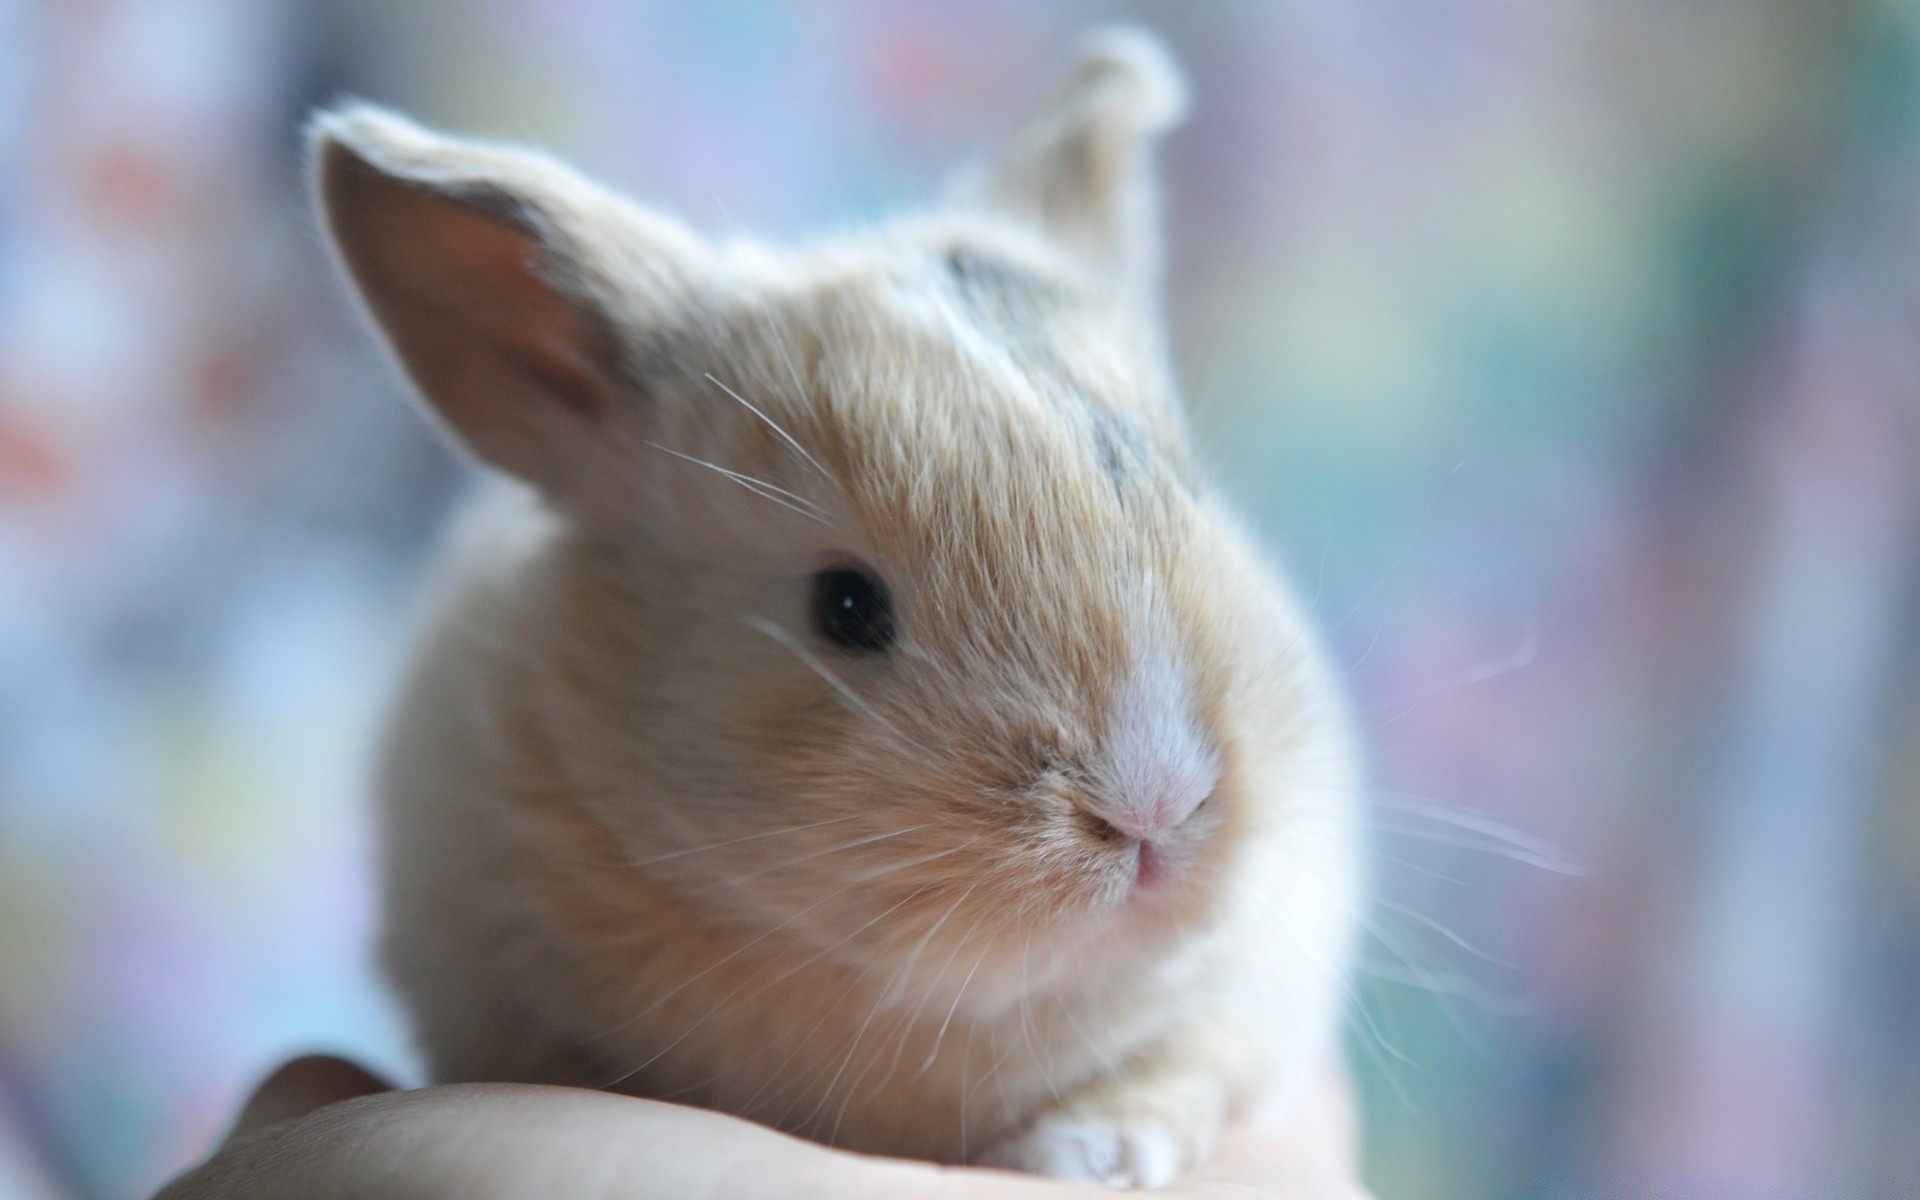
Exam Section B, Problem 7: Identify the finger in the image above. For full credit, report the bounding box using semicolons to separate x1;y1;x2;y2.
160;1082;1108;1200
171;1070;1366;1200
222;1055;396;1145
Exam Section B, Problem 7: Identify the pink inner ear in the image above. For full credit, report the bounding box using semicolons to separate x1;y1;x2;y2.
323;148;621;459
496;300;619;420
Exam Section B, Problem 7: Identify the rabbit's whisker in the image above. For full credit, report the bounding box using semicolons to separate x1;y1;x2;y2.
645;440;830;525
704;371;834;483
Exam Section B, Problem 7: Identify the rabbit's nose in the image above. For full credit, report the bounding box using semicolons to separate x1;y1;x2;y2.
1087;782;1210;843
1091;636;1220;844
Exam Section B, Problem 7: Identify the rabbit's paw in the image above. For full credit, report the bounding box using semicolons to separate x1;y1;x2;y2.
982;1108;1189;1187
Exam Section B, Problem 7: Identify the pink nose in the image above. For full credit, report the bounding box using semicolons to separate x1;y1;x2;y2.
1089;782;1210;843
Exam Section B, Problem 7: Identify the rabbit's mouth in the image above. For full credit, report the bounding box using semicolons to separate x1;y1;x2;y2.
1133;839;1170;890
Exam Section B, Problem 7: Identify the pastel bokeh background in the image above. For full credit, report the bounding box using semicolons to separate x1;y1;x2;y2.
3;2;1918;1197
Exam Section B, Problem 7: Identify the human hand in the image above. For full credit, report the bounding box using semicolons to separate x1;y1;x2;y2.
155;1056;1371;1199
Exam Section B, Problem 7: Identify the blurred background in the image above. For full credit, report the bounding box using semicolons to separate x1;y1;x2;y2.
2;2;1917;1197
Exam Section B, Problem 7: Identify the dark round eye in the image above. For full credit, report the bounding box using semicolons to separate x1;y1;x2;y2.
810;568;895;653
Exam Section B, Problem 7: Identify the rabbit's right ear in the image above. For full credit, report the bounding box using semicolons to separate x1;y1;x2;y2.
309;105;714;499
957;28;1185;320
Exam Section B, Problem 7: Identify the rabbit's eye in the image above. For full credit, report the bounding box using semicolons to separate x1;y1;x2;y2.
811;568;895;653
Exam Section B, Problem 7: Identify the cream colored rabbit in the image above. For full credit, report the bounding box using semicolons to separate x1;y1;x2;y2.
311;27;1362;1189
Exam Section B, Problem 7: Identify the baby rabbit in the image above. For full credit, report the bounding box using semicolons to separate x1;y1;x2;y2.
311;26;1362;1189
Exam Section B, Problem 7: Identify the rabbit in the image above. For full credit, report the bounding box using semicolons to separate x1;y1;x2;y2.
309;26;1363;1190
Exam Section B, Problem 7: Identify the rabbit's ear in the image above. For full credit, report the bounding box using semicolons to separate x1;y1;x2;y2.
309;105;714;498
957;27;1186;312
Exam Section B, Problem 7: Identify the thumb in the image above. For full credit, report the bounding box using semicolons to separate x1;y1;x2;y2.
222;1055;395;1144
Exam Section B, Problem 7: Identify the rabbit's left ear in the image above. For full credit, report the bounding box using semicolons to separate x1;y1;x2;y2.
958;27;1187;312
309;104;716;505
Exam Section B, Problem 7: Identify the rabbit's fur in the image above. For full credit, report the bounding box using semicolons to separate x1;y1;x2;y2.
311;28;1361;1188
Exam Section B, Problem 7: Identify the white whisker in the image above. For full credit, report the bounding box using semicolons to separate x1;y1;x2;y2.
704;372;834;482
618;813;866;868
920;941;992;1076
1353;957;1532;1014
1364;820;1587;875
1372;896;1509;967
733;823;932;882
1017;929;1061;1104
645;440;830;525
1370;791;1580;871
841;837;979;883
871;887;985;1086
743;616;927;755
1358;910;1488;1053
603;881;934;1091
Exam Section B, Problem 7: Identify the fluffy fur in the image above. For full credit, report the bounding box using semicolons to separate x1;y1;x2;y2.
311;27;1361;1188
